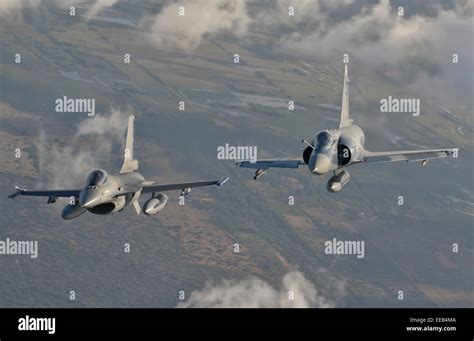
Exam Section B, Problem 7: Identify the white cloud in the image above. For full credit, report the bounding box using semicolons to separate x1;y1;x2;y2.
0;0;41;18
276;0;432;62
76;107;128;138
145;0;250;52
37;108;129;188
0;0;117;19
176;270;344;308
265;0;472;105
84;0;117;19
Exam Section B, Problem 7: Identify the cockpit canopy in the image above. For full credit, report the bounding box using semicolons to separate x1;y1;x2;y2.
86;169;108;187
315;131;334;150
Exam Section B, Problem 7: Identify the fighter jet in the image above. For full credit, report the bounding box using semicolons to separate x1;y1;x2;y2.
237;64;457;192
9;115;229;219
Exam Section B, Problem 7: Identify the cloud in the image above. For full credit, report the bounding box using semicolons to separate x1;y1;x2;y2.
76;107;128;138
84;0;117;19
137;0;472;105
388;0;472;18
275;1;437;69
0;0;41;18
144;0;250;52
37;108;129;188
260;0;473;105
0;0;117;19
3;0;471;105
176;270;344;308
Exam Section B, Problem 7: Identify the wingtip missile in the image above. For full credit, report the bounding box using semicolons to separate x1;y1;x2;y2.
217;177;230;186
254;169;266;180
8;186;26;199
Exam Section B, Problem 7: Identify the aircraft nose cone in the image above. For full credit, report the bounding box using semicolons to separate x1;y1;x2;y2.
79;191;100;208
311;153;331;175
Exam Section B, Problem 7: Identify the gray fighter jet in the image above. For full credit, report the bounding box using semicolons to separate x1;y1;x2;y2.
237;65;457;192
9;115;229;219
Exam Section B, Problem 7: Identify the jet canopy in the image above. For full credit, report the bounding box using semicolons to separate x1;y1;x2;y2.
315;131;335;150
86;169;108;187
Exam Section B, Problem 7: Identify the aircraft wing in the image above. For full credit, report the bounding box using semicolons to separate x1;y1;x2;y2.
141;177;229;193
362;148;457;164
237;159;304;169
8;187;81;199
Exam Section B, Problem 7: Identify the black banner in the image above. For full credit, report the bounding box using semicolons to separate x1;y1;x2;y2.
0;308;472;338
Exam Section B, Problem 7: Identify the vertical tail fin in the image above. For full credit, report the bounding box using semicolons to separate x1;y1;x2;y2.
339;64;353;128
120;115;139;173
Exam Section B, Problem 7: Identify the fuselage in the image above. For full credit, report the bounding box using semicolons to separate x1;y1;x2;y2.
78;169;145;215
308;124;365;175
